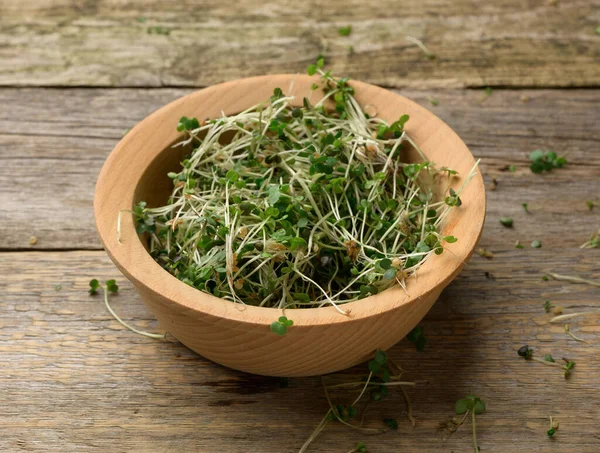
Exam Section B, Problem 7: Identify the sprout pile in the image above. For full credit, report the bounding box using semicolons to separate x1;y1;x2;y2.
132;67;477;314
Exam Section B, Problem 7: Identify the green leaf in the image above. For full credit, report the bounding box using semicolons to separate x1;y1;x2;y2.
455;398;472;415
270;321;287;336
268;185;281;204
297;217;308;228
379;258;392;270
383;268;396;280
338;25;352;36
289;237;307;251
473;398;486;414
374;349;387;365
226;170;239;183
444;235;458;243
89;279;99;295
368;360;381;373
531;240;542;248
499;217;513;228
293;293;310;302
383;418;398;430
529;150;544;161
105;279;119;293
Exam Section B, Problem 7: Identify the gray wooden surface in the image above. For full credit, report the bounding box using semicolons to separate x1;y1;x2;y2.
1;0;599;451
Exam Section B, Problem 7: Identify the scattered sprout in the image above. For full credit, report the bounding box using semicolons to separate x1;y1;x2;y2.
531;240;542;248
581;228;600;249
428;97;440;106
476;248;494;259
544;354;555;362
564;324;588;344
406;326;427;351
499;217;513;228
338;25;352;36
509;164;517;172
55;284;62;292
515;240;525;249
563;359;575;377
454;394;486;452
147;26;170;35
529;150;566;174
544;300;554;313
547;416;559;437
522;202;529;213
89;279;100;295
270;316;294;335
518;345;533;359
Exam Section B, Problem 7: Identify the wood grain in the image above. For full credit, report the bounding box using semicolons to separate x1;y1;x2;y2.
1;0;599;88
1;88;598;250
1;249;599;452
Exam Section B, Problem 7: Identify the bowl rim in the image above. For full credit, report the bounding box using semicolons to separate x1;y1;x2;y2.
94;74;486;328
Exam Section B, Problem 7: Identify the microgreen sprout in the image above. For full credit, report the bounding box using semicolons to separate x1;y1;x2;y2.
301;350;414;452
509;164;517;172
348;441;367;453
522;202;529;213
548;272;600;287
518;345;576;377
515;240;524;249
405;36;435;59
476;248;493;259
544;300;554;313
338;25;352;36
587;200;596;211
563;359;576;377
147;26;170;35
580;228;600;249
547;416;559;437
55;284;62;292
270;316;294;335
564;324;588;344
499;217;513;228
517;345;533;359
428;97;439;106
531;240;542;248
479;87;493;103
406;326;427;351
454;394;486;452
89;279;100;295
529;150;566;174
131;65;478;312
89;278;168;340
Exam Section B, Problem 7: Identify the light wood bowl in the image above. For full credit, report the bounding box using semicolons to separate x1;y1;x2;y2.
94;74;485;377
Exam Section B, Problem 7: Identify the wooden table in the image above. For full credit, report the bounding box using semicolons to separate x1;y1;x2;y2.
1;1;599;451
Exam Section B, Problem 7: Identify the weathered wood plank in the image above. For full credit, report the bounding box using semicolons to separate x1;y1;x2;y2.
1;0;599;88
1;88;598;250
1;249;599;452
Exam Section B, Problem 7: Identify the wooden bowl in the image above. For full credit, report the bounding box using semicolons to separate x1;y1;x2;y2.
94;74;485;377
